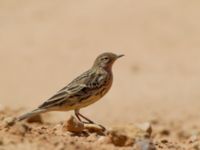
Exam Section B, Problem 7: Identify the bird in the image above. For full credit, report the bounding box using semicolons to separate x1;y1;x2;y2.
16;52;124;125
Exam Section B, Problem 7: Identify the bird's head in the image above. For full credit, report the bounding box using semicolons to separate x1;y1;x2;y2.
92;52;124;70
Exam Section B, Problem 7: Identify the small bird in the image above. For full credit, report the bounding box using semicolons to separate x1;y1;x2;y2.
17;52;124;125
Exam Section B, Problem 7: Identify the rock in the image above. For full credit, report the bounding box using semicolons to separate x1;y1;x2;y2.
108;129;128;146
136;122;152;136
108;123;152;147
160;129;170;136
62;116;106;134
187;141;200;150
62;115;84;133
133;138;156;150
27;114;43;123
97;136;111;144
188;135;198;144
2;117;16;127
161;139;168;144
84;124;105;133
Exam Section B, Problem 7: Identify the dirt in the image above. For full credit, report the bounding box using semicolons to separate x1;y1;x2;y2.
0;108;200;150
1;0;200;149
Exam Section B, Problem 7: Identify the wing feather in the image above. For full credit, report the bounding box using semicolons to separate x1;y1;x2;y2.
38;69;108;109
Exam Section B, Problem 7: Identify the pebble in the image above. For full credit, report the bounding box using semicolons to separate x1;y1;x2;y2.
27;114;43;123
2;117;16;127
62;115;84;133
108;123;152;147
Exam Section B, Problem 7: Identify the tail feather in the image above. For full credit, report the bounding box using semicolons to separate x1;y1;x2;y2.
17;109;46;121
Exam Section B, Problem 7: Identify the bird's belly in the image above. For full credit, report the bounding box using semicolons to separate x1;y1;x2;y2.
78;81;113;109
63;85;111;111
76;94;102;109
59;95;100;111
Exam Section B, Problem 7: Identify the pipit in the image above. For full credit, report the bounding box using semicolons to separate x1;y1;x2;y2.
17;52;124;126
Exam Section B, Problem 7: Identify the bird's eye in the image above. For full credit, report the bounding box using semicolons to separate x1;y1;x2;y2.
100;57;109;62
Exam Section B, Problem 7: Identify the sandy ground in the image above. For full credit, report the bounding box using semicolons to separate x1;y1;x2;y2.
1;0;200;149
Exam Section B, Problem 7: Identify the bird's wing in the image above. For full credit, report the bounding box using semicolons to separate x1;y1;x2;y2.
38;69;107;109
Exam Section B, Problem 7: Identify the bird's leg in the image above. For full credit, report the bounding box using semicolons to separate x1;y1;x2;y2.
77;112;94;124
75;109;82;122
74;110;106;131
78;112;106;131
74;109;94;124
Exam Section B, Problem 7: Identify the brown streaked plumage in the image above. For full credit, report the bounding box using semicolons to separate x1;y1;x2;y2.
17;52;124;125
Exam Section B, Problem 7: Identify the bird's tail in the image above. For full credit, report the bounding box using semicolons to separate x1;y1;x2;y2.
16;108;47;121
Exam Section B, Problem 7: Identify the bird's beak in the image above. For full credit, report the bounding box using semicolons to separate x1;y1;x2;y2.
117;54;124;59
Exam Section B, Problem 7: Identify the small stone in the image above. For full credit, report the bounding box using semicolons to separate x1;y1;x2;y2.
3;117;16;127
108;130;128;146
27;114;43;123
133;138;156;150
84;124;105;133
187;142;200;150
108;124;151;147
177;130;190;140
136;122;152;136
150;119;159;125
161;139;168;144
0;138;3;145
62;115;84;133
188;135;198;143
160;129;170;136
97;136;111;144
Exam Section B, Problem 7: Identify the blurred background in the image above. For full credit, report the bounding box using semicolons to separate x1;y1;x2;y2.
1;0;200;125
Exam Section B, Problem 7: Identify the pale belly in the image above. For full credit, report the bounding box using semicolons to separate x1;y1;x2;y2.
57;80;112;111
69;94;103;110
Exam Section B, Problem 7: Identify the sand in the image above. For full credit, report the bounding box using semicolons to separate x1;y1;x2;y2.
1;0;200;149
